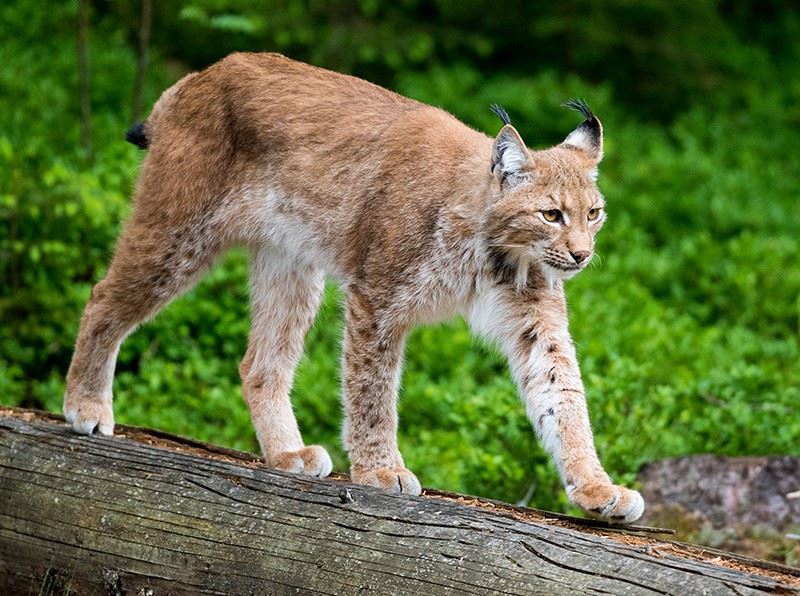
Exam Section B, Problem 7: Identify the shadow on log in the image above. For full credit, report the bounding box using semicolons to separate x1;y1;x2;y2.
1;407;798;595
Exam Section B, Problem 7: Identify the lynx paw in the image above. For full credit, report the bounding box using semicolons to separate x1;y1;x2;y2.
63;394;114;436
569;482;644;524
353;467;422;496
270;445;333;478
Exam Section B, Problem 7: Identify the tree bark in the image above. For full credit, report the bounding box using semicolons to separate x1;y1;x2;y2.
131;0;153;124
1;408;798;595
77;0;93;163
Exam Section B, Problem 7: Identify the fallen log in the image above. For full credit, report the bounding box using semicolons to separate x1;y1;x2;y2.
1;407;798;595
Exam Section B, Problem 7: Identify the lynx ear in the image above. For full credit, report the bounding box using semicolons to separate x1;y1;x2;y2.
491;124;532;185
561;98;603;164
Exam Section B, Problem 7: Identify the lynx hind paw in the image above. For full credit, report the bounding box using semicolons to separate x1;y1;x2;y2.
569;483;645;524
63;395;115;436
271;445;333;478
353;467;422;496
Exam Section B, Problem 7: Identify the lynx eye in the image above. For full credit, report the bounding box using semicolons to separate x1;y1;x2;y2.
587;208;602;222
542;209;562;223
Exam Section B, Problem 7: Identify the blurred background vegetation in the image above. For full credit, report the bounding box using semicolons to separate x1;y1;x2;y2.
1;0;798;526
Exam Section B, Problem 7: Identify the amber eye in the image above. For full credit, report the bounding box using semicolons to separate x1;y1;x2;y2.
587;208;602;222
542;209;562;223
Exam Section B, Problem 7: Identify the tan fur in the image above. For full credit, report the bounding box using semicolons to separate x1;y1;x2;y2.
64;53;643;522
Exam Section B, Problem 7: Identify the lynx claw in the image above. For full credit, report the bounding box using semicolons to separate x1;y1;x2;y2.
353;467;422;496
569;482;645;524
271;445;333;478
63;396;115;436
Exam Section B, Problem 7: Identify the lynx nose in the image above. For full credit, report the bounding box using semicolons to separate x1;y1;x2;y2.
571;250;590;265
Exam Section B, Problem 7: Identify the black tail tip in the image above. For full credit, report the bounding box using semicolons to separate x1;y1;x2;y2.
125;122;149;149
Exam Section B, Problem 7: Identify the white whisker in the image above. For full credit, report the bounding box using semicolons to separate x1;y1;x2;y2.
491;243;529;250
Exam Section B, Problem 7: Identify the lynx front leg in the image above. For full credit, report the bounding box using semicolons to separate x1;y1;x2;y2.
240;254;331;478
342;290;420;495
471;286;644;523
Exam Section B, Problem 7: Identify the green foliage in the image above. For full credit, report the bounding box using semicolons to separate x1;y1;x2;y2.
1;0;798;512
106;0;799;118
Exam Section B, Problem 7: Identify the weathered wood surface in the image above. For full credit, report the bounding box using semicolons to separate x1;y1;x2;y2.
1;410;798;595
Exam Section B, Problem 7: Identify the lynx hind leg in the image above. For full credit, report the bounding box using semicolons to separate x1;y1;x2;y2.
64;219;221;436
239;254;331;478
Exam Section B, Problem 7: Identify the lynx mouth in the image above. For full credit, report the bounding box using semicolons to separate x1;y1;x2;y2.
543;260;582;281
544;260;581;272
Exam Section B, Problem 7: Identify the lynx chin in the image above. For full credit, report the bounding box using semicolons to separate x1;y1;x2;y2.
65;52;644;523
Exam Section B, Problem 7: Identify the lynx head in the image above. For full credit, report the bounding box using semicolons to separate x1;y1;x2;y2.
484;100;606;289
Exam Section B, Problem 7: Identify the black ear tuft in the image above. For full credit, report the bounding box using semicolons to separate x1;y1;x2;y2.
562;98;594;121
490;104;512;126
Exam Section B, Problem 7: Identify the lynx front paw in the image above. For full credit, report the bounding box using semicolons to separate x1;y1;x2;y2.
353;467;422;495
63;393;114;436
270;445;333;478
569;482;644;524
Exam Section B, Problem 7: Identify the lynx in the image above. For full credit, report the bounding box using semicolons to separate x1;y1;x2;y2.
65;53;644;523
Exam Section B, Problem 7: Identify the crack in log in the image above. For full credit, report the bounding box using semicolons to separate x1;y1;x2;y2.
519;540;671;595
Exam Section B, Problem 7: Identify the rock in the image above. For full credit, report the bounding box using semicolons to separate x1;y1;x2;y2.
638;455;800;565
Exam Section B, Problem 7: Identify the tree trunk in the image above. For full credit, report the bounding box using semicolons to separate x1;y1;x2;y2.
131;0;153;124
77;0;93;163
1;408;798;595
